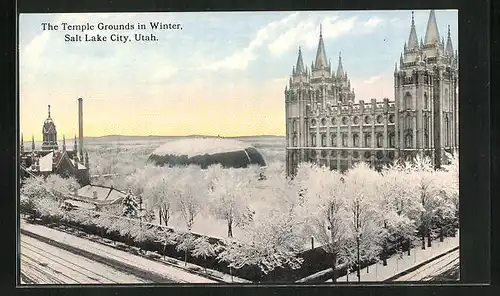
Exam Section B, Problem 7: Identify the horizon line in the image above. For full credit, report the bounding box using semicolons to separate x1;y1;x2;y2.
20;133;286;142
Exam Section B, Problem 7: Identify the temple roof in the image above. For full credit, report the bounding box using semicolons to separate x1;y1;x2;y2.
314;25;328;69
295;47;305;75
407;12;419;50
424;10;440;45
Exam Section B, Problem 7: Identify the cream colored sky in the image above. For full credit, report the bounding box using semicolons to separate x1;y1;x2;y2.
20;78;287;140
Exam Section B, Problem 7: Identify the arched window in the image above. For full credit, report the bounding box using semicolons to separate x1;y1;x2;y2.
405;134;413;148
424;132;429;148
293;120;298;132
331;134;337;146
353;133;359;147
424;93;429;109
404;92;412;110
321;134;327;147
293;136;297;147
364;133;372;147
389;133;395;148
376;133;384;148
342;133;348;147
311;134;317;146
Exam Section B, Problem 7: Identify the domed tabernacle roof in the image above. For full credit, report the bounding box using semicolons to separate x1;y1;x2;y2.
148;137;267;169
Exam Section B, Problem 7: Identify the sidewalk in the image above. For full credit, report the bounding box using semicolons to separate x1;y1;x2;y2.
20;220;250;283
327;233;460;282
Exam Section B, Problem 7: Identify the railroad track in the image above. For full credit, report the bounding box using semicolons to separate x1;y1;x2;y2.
393;248;459;281
20;234;150;284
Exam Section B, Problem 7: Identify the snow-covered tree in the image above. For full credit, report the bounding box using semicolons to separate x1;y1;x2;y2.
217;207;305;275
406;155;439;249
175;232;197;266
294;162;348;282
174;166;206;232
129;223;157;245
20;176;75;219
431;169;459;240
122;193;140;218
153;227;178;259
20;176;49;216
191;236;219;273
142;167;178;226
44;174;80;197
207;166;255;237
342;162;384;281
125;165;162;197
378;163;419;258
440;152;459;233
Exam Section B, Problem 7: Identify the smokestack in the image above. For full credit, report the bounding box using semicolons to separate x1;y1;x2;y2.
78;98;84;158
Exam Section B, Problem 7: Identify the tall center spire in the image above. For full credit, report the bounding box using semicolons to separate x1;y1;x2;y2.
424;10;440;45
407;11;419;50
48;105;51;118
314;24;328;69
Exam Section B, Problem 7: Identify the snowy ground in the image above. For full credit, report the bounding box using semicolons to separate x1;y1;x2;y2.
20;220;218;284
326;233;460;282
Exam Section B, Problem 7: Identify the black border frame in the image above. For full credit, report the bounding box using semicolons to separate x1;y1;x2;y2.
3;0;495;295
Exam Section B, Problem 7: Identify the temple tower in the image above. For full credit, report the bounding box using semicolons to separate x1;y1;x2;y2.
394;10;458;168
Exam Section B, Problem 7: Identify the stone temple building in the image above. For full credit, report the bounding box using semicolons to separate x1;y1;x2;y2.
285;10;459;175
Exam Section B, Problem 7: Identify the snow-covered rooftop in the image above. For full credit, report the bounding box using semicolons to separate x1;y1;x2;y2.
39;152;53;172
151;138;253;158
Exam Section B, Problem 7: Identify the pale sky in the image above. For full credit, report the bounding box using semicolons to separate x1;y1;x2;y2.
19;10;458;140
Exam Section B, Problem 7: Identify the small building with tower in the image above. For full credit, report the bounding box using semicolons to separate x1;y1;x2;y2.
20;98;90;186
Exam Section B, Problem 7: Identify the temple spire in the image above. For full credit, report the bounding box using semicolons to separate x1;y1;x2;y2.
295;46;305;75
48;105;51;118
336;52;344;78
407;11;419;50
314;24;328;69
63;134;66;151
424;10;440;45
31;135;35;151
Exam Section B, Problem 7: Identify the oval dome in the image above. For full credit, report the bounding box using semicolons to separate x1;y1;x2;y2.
147;138;267;169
